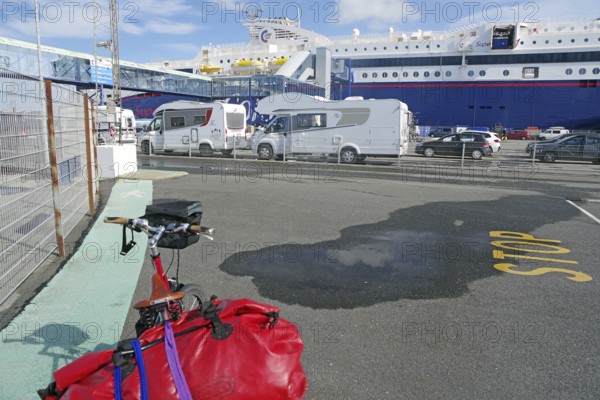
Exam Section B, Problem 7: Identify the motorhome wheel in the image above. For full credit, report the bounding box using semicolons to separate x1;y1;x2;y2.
141;141;151;155
199;144;213;157
257;144;274;160
340;147;358;164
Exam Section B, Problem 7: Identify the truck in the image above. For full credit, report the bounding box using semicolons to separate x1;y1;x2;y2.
96;105;136;144
139;101;247;156
250;94;410;164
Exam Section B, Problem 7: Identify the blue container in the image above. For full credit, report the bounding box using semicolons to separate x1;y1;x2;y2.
493;38;509;49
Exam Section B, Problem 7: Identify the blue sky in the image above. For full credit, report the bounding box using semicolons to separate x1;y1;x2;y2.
1;0;599;64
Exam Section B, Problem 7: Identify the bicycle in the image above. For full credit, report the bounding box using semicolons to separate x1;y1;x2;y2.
104;208;214;336
39;203;307;399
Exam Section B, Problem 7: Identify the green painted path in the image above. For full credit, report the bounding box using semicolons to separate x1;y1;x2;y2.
0;180;152;399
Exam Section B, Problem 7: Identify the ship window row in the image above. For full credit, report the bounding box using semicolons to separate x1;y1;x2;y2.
333;37;600;55
335;44;443;53
348;51;600;68
530;37;596;45
363;71;453;78
219;56;289;64
360;68;600;79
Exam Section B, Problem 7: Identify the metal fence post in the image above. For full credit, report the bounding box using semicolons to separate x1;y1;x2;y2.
532;142;537;163
45;79;65;257
283;132;287;162
91;102;100;194
234;134;239;160
461;142;466;169
83;94;95;217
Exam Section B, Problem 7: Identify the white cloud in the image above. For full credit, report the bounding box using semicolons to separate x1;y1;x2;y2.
0;0;201;40
120;18;198;36
157;42;202;55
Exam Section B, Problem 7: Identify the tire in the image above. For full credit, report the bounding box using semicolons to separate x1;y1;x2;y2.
521;137;526;140
257;144;274;160
424;147;435;157
543;152;556;163
221;150;233;157
199;144;213;157
340;147;358;164
179;284;207;312
141;141;151;155
471;149;483;160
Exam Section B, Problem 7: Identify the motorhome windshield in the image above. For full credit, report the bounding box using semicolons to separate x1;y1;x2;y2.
148;117;162;131
267;116;288;133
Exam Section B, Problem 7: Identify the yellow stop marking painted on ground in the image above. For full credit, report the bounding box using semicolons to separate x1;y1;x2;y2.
489;231;592;282
493;263;593;282
490;241;571;254
492;250;578;264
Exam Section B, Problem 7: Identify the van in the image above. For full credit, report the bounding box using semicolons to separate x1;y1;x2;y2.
96;106;136;144
251;94;410;164
429;127;454;137
139;101;247;156
539;126;570;140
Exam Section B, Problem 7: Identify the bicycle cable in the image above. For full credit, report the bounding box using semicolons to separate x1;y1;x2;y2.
164;248;176;275
164;248;182;289
175;249;181;287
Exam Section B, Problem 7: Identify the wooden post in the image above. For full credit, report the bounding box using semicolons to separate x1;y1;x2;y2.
83;94;95;216
45;79;65;257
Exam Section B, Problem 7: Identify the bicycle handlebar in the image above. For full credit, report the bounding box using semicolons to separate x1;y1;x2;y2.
103;217;214;238
104;217;131;225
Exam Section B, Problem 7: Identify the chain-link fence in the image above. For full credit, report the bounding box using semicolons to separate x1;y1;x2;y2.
0;68;97;305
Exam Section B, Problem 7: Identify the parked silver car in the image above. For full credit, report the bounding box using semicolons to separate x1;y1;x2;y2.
534;134;600;163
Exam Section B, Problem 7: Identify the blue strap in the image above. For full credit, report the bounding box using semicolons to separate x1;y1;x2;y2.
131;339;149;400
113;365;123;400
164;321;192;400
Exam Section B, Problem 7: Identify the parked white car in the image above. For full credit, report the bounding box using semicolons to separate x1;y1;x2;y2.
483;132;502;153
460;130;501;153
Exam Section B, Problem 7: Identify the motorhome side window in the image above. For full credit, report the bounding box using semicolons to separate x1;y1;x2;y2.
170;116;185;128
193;115;206;125
297;113;327;128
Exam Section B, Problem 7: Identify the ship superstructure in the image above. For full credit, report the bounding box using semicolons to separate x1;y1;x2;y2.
147;17;600;128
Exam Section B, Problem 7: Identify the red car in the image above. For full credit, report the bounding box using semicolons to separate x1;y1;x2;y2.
505;130;531;140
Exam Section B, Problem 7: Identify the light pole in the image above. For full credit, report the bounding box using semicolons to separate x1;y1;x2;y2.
109;0;122;144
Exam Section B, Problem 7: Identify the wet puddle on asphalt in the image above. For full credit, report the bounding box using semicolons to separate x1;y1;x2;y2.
220;195;578;309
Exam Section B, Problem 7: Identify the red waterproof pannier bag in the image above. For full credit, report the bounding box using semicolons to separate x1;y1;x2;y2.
39;298;307;399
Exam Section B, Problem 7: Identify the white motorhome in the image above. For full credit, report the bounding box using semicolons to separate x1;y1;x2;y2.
139;101;247;156
251;94;410;163
96;105;136;144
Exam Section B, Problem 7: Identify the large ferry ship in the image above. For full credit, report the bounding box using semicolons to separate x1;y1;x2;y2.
142;16;600;129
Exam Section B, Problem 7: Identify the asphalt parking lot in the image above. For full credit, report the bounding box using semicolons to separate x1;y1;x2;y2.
2;140;599;399
122;154;600;399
